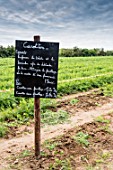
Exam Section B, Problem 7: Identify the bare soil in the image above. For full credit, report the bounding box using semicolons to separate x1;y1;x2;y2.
3;89;111;139
11;113;113;170
1;90;113;169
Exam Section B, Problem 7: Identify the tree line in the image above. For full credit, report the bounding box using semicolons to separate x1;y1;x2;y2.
59;47;113;57
0;45;15;58
0;45;113;58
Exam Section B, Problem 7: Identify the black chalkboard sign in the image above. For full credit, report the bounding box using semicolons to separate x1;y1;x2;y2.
14;40;59;98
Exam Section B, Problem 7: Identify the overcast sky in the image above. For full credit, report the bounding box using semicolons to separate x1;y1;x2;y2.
0;0;113;50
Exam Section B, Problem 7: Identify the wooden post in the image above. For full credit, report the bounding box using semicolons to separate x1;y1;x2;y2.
34;35;41;158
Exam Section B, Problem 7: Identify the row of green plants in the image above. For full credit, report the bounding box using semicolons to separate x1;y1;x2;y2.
0;58;14;89
58;56;113;80
1;56;113;90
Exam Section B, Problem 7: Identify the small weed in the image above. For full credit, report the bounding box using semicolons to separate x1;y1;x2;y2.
99;125;113;134
49;158;72;170
70;98;79;105
54;150;64;155
101;151;110;160
40;151;48;157
73;131;90;147
20;150;32;158
95;150;111;165
48;144;56;151
95;159;104;163
44;140;58;151
99;150;111;160
46;143;57;151
96;116;110;124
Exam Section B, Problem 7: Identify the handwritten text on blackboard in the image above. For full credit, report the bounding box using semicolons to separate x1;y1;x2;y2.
14;40;59;98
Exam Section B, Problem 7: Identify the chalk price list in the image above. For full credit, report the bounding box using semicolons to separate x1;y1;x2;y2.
15;41;59;98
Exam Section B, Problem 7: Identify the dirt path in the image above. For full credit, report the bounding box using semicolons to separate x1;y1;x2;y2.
1;93;113;169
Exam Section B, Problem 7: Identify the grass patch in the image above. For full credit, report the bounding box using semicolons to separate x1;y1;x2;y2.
49;158;72;170
0;123;8;137
41;110;69;125
20;150;32;158
44;140;58;151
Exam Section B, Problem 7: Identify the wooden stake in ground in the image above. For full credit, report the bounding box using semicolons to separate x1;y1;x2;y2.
34;35;41;158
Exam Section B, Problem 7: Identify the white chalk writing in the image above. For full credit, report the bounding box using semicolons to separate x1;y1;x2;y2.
16;50;27;55
18;61;28;65
16;91;25;95
16;78;22;85
15;40;59;98
23;42;48;50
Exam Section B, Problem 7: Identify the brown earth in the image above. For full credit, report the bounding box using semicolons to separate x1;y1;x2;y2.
1;89;113;169
10;113;113;170
3;89;111;139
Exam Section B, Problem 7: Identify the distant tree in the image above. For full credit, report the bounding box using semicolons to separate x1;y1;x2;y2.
60;48;73;57
98;48;105;56
88;49;96;56
106;50;113;56
73;46;80;56
0;45;15;58
0;46;7;57
81;48;89;56
7;45;15;57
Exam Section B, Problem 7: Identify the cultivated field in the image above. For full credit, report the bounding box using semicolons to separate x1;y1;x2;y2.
1;56;113;135
1;56;113;91
1;56;113;169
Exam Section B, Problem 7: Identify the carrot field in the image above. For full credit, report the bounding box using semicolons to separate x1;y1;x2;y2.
1;56;113;137
1;56;113;91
